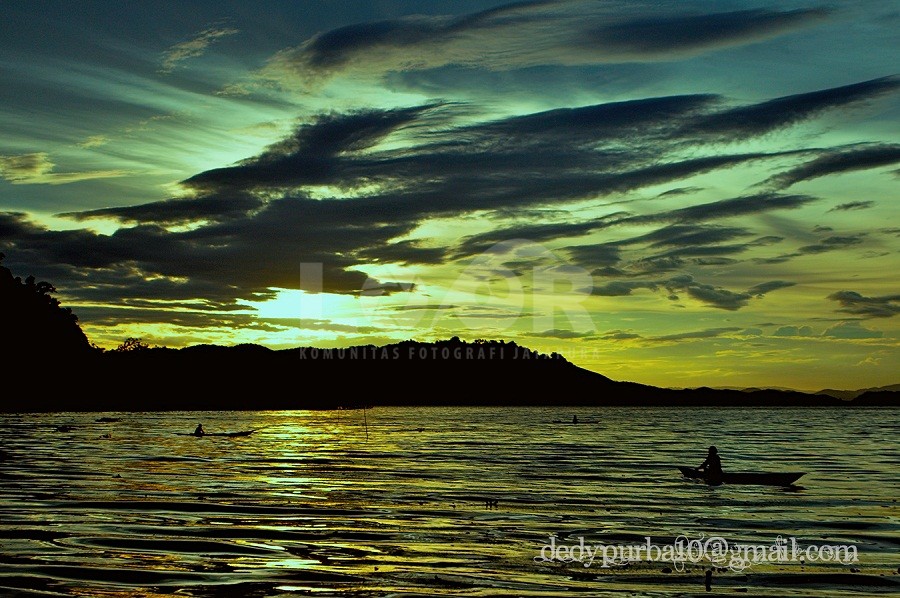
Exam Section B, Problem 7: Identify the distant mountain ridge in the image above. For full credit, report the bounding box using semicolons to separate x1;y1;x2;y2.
707;384;900;400
3;337;897;411
814;384;900;400
1;255;896;411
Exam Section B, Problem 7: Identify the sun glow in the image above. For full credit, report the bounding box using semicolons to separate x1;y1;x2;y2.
242;289;363;320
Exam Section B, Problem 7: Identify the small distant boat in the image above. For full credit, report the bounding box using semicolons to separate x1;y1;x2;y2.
677;466;805;486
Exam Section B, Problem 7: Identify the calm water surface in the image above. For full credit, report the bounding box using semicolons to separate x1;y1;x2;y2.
0;407;897;597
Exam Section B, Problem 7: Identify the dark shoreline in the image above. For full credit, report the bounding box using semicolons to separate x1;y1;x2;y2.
6;339;897;412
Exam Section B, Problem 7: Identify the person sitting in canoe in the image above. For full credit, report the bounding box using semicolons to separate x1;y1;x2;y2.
697;445;722;477
193;423;205;437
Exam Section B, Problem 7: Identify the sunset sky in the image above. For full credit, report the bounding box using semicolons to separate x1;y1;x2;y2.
1;1;898;390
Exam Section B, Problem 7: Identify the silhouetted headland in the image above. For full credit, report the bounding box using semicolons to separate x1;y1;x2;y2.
0;252;92;357
5;335;897;411
2;254;897;411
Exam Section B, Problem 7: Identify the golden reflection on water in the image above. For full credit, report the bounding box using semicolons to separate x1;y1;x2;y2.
0;407;897;597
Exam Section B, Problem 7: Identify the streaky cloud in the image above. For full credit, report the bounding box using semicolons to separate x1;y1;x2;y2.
260;2;831;87
592;280;658;297
181;104;443;193
472;94;718;141
647;326;743;342
755;233;867;264
460;192;812;261
797;234;866;254
683;77;900;139
61;194;264;225
827;201;874;212
827;290;900;318
765;144;900;189
633;193;816;224
587;9;829;57
590;273;793;310
0;152;128;185
159;23;239;74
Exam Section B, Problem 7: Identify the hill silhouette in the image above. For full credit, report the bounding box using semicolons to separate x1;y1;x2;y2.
0;253;92;357
6;334;896;411
1;255;896;411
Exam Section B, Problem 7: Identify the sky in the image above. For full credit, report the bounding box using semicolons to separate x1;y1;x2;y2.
1;0;898;390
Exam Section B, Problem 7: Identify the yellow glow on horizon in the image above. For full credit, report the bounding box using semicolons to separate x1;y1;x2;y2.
243;288;372;323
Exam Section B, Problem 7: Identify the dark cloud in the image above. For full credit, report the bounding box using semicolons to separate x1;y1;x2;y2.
449;306;535;320
592;280;658;297
827;200;874;212
471;94;717;142
797;234;866;254
524;328;596;339
2;199;418;304
0;211;31;237
627;240;776;271
588;273;793;310
618;224;752;248
635;193;815;224
827;291;900;318
392;304;459;311
682;77;900;140
263;2;828;86
693;257;738;266
72;80;861;243
571;226;783;277
682;284;751;311
261;318;384;335
766;144;900;188
599;330;642;341
664;275;793;310
75;305;382;336
82;94;821;233
565;243;622;269
753;255;793;265
0;152;128;185
459;192;812;262
359;281;417;297
657;186;704;198
60;194;263;225
628;256;687;275
754;233;867;264
181;104;443;194
748;280;795;296
647;326;742;342
588;9;829;57
74;306;274;330
356;239;448;265
7;76;891;330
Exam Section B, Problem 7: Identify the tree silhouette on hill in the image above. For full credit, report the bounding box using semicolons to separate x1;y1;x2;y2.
0;252;92;355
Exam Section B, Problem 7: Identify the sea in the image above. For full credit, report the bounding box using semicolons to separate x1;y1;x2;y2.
0;407;897;597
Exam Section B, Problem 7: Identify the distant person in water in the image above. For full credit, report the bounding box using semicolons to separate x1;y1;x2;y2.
697;446;722;476
193;424;205;437
572;414;578;424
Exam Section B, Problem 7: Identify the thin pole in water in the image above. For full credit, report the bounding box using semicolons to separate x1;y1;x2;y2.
363;406;369;441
